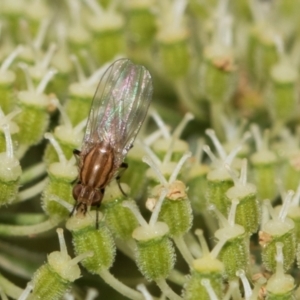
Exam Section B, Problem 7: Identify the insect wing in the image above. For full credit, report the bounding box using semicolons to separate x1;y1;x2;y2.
83;59;153;163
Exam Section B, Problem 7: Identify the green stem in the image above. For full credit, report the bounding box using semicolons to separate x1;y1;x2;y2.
98;269;144;300
0;218;61;236
155;278;183;300
19;162;46;185
16;178;48;203
0;272;23;300
173;235;194;265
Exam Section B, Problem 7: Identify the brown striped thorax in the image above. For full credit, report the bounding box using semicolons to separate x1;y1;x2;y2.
72;59;153;216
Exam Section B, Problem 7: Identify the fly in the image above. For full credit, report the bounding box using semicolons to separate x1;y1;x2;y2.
72;58;153;219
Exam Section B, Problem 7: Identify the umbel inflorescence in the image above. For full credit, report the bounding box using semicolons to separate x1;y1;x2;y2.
0;0;300;299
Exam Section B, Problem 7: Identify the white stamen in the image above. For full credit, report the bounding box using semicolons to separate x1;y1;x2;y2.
169;151;191;183
44;133;67;165
228;199;239;227
143;155;168;186
50;195;74;212
122;201;149;228
149;188;168;227
19;63;35;92
2;124;14;159
278;190;294;222
56;228;68;258
36;69;57;94
39;43;57;71
17;283;33;300
33;18;51;51
206;129;227;160
201;279;218;300
150;110;170;139
70;54;86;83
0;45;23;72
51;97;72;128
236;269;252;300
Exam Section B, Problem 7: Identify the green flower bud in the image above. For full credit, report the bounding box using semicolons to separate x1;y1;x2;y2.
15;91;50;146
248;23;278;84
202;46;237;103
0;109;20;153
42;162;78;220
149;181;192;237
184;257;224;300
250;125;278;201
86;6;124;64
0;153;22;206
283;152;300;191
0;123;21;206
64;82;94;126
68;24;92;61
287;207;300;243
266;243;295;300
126;1;156;46
206;169;233;216
0;71;16;114
269;58;298;123
30;228;92;300
0;45;23;113
132;222;175;280
43;125;83;166
216;225;249;279
101;182;139;240
226;184;259;234
225;160;260;234
66;211;116;273
260;218;296;272
158;36;190;79
251;150;278;201
24;0;50;37
187;163;210;214
49;48;73;100
0;1;25;41
122;144;148;198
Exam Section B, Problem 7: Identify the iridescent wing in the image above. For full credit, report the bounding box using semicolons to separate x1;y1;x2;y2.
82;59;153;165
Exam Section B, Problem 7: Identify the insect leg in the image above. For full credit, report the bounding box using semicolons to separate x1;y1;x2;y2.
116;162;128;197
73;149;81;156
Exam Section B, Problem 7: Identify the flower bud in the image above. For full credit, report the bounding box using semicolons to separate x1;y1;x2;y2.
101;182;139;240
30;228;92;300
66;211;116;273
261;195;296;272
132;222;175;280
42;162;77;220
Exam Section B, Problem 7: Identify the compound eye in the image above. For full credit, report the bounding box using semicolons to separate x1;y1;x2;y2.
72;184;83;201
92;190;102;204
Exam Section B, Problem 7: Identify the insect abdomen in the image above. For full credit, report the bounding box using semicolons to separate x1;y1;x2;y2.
80;143;115;189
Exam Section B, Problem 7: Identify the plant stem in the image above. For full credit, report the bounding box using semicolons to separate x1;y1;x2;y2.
0;272;23;299
19;162;46;185
98;268;144;300
155;278;183;300
0;218;61;236
16;178;48;203
173;235;194;265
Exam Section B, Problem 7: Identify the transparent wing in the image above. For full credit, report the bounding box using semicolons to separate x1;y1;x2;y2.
82;58;153;164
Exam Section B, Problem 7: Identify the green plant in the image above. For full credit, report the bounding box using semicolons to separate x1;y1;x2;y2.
1;0;300;299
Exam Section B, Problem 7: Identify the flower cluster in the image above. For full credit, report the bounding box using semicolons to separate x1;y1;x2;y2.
0;0;300;299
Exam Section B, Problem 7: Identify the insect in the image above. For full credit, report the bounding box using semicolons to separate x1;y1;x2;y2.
72;58;153;218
